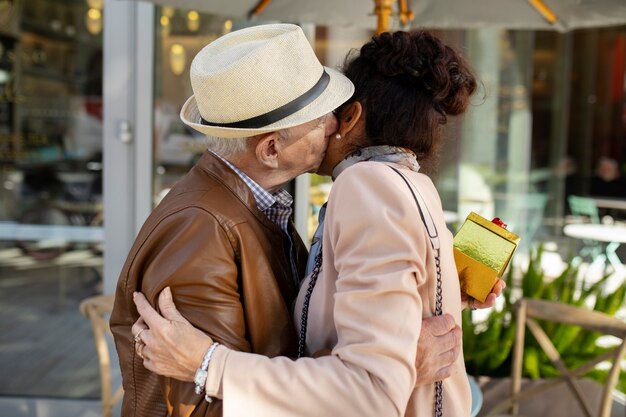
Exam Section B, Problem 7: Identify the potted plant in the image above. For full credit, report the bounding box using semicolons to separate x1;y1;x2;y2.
463;244;626;393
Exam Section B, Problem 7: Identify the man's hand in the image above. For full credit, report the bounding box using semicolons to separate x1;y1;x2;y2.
132;287;213;381
415;314;462;384
462;279;506;310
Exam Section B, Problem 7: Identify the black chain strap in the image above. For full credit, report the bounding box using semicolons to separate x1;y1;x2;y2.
298;243;323;358
389;165;444;417
433;249;444;417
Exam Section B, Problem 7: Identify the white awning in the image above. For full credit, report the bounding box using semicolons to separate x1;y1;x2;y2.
126;0;626;32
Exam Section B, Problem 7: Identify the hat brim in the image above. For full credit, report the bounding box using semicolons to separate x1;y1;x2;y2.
180;66;354;139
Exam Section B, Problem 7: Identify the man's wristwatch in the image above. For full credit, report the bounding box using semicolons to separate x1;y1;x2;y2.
194;342;220;398
194;368;208;395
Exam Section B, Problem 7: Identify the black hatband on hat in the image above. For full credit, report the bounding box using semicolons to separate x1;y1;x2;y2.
200;70;330;129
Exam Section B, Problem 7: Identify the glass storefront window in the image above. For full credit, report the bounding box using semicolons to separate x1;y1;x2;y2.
565;28;626;212
153;7;240;205
0;0;104;399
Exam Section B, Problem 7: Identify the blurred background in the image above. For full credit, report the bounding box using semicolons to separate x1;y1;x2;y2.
0;0;624;416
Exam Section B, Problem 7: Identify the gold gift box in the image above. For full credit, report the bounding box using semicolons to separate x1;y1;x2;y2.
453;212;521;303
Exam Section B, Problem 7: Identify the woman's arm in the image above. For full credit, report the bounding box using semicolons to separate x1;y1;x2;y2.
133;283;500;387
133;291;464;384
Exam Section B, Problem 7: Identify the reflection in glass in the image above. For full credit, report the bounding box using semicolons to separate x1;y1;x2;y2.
169;43;186;76
85;7;103;35
153;7;243;204
0;0;105;400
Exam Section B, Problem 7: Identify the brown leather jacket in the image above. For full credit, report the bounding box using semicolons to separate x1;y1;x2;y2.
110;151;308;417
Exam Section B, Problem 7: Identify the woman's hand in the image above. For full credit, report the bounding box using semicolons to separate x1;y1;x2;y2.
132;287;213;381
461;279;506;310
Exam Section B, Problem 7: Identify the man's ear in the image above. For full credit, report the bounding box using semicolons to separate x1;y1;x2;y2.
255;132;280;169
338;101;362;137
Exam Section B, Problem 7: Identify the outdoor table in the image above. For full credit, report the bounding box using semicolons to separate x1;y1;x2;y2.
0;223;104;243
563;223;626;272
0;222;104;309
592;197;626;212
593;197;626;222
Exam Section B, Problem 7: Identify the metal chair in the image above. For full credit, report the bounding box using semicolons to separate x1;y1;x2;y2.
567;195;603;260
79;294;123;417
487;298;626;417
568;195;601;224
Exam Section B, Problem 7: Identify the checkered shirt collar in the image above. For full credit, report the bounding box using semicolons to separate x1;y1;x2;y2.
209;150;293;214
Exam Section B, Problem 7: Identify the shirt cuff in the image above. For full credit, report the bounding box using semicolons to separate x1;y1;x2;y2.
205;344;229;398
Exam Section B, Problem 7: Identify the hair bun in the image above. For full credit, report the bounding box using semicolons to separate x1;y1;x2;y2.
360;31;477;116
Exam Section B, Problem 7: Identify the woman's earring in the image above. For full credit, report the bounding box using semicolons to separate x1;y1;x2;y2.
335;133;342;141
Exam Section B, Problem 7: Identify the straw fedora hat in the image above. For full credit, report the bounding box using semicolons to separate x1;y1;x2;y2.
180;23;354;138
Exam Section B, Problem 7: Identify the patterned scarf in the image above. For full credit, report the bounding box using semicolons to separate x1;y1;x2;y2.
332;145;420;180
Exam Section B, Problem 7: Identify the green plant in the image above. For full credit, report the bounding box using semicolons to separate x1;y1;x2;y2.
463;244;626;392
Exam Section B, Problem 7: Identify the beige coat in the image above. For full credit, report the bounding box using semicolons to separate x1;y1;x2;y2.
208;161;471;417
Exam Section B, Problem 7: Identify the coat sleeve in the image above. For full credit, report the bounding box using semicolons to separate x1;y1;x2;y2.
139;207;249;417
213;164;429;417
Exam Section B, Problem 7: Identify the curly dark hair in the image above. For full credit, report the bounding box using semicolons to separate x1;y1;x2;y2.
340;30;477;165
